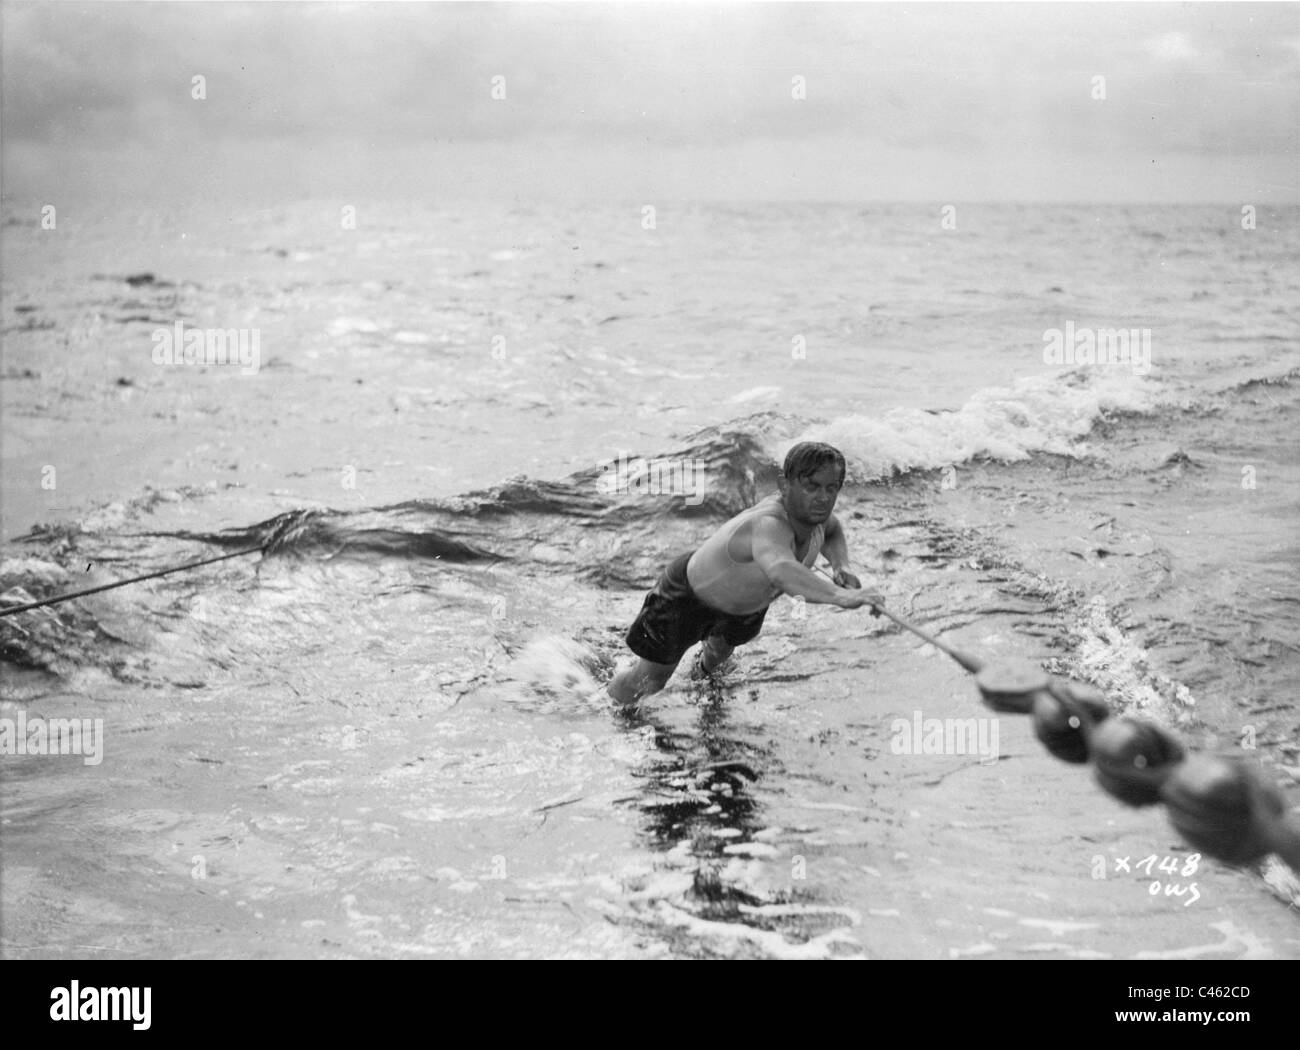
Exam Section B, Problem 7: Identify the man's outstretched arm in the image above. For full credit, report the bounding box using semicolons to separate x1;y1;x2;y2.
751;517;878;608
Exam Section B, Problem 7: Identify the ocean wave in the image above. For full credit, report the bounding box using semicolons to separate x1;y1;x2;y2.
1217;364;1300;396
182;506;505;562
777;368;1159;482
3;369;1171;590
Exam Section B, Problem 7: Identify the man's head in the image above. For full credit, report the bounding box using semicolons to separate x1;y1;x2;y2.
778;441;847;527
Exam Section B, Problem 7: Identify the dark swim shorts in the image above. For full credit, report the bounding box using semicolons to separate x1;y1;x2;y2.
625;551;769;666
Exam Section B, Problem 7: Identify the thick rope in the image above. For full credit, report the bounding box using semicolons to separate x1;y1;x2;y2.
867;595;1300;875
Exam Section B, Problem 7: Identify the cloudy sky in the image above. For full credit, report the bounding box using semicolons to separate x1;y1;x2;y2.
4;1;1298;203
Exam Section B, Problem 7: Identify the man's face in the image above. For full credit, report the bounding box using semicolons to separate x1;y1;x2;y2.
782;463;842;526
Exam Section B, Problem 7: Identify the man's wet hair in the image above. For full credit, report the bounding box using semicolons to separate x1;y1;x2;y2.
782;442;847;485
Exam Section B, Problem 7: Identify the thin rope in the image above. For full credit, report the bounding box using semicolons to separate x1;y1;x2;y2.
0;544;266;618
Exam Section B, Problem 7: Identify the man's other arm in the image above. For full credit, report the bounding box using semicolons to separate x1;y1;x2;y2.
822;513;861;588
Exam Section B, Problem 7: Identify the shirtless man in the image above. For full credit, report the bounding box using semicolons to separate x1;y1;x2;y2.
607;441;884;704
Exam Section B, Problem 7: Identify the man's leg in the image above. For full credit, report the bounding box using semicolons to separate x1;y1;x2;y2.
613;550;699;704
695;634;734;675
608;656;681;704
694;605;766;677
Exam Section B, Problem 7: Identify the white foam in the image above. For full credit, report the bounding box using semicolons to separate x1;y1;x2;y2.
651;902;863;959
1131;920;1276;960
730;386;781;403
779;368;1159;481
1018;917;1098;937
1070;595;1197;721
507;635;607;705
327;317;383;336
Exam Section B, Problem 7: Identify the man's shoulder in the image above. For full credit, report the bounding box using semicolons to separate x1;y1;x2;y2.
752;491;786;516
746;497;794;537
713;495;790;554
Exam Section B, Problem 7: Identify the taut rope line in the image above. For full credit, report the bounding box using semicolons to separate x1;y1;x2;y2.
0;510;313;619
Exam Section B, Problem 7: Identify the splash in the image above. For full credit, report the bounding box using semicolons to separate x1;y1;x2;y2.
505;635;614;708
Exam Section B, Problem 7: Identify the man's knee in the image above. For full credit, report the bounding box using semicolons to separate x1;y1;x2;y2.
698;635;735;673
639;659;677;690
609;658;677;702
703;634;734;656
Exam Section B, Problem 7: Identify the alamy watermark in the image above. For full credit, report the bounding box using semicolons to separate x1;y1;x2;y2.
1043;321;1151;376
152;321;260;375
50;981;150;1029
0;712;104;766
890;710;999;763
596;452;707;506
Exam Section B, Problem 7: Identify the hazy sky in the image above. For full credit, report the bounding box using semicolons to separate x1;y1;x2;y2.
4;1;1298;203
